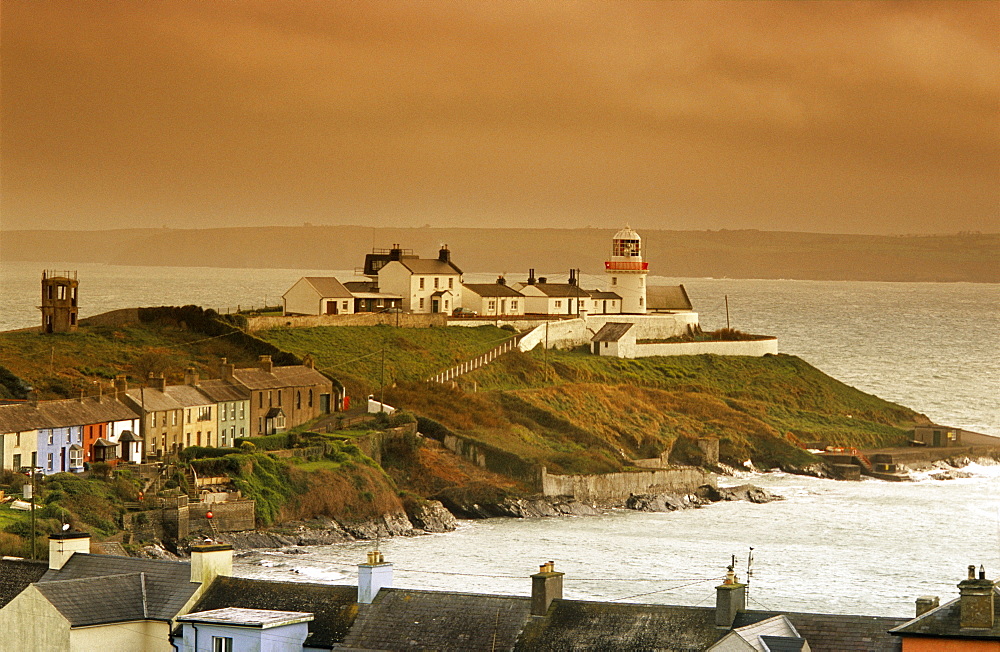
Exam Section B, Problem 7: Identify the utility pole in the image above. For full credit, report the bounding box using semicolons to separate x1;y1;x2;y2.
25;469;36;560
379;346;386;413
725;295;730;330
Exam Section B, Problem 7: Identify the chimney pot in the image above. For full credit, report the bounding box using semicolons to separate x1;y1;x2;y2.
258;355;273;373
959;565;995;629
715;569;746;628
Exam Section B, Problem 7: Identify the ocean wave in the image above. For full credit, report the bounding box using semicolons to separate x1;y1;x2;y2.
290;566;348;581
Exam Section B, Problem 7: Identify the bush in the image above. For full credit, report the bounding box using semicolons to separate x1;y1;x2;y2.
180;446;240;461
235;433;288;451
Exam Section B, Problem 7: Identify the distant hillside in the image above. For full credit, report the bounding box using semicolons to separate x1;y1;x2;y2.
2;226;997;282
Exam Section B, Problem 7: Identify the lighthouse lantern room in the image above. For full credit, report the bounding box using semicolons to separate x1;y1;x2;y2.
605;226;648;314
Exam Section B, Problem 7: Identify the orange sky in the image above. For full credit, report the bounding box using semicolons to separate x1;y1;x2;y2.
2;1;997;234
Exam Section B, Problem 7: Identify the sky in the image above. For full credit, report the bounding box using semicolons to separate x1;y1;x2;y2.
1;0;997;235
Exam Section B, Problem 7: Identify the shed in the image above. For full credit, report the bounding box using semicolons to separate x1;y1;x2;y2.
591;322;635;357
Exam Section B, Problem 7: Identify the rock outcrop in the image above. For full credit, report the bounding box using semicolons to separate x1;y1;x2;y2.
626;484;781;513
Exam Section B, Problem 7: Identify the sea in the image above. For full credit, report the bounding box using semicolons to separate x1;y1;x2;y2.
1;260;999;617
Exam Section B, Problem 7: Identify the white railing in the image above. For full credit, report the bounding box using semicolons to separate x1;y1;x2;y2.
428;336;521;383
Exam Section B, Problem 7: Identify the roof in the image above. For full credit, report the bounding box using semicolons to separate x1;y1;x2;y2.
760;635;806;651
614;226;641;240
343;281;375;293
0;403;53;434
587;290;622;300
191;576;358;649
591;322;634;342
231;365;332;391
94;438;116;447
32;397;138;431
178;607;314;628
515;599;729;651
342;588;532;652
35;572;150;626
761;611;905;651
161;384;215;408
39;552;198;621
123;387;185;413
118;430;140;442
265;407;285;419
430;289;453;297
524;283;591;298
394;257;463;276
195;379;251;403
463;283;525;298
647;284;694;311
890;588;1000;639
287;277;353;300
0;558;48;608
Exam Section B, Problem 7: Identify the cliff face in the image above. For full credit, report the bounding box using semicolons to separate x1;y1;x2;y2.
3;226;997;282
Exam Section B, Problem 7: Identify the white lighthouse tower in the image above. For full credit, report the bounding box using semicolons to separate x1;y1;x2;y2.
605;226;647;314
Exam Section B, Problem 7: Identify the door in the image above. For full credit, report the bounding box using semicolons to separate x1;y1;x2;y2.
60;448;66;472
593;342;600;355
432;299;440;313
326;301;338;315
933;430;942;447
320;394;330;414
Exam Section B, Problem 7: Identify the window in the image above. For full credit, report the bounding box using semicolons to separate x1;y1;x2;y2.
639;297;643;306
172;411;178;426
258;417;263;434
186;409;191;424
221;405;227;422
434;277;439;289
419;298;425;309
232;403;238;419
296;391;302;409
12;454;21;470
47;453;53;470
212;636;233;652
259;392;264;408
511;301;517;310
66;432;71;443
57;285;66;300
343;301;349;310
197;432;202;446
419;277;425;290
198;406;212;421
48;432;53;445
611;277;617;286
240;427;245;436
14;432;20;447
488;300;496;311
448;278;454;289
269;391;273;407
239;403;245;419
70;448;83;468
445;300;449;311
278;390;282;407
186;433;191;447
308;389;314;408
554;300;562;308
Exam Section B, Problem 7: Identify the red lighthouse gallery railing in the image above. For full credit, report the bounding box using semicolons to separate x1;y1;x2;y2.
604;261;649;271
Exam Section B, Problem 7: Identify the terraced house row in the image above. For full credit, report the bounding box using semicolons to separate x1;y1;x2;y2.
0;356;336;475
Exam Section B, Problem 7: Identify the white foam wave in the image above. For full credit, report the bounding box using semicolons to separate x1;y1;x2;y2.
290;566;347;581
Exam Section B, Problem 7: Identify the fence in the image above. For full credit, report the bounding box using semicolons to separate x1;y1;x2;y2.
428;334;522;383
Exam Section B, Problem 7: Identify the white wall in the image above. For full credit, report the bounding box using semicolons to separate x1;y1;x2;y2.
620;338;779;358
282;278;322;316
71;620;174;652
0;586;72;652
517;313;701;352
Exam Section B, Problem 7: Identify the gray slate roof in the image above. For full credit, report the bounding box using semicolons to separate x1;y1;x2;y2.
39;553;197;621
587;290;622;300
592;322;634;342
395;258;463;276
36;396;139;428
123;387;185;413
463;284;525;298
195;379;251;403
300;277;353;299
524;282;592;298
0;403;53;434
0;558;48;608
35;572;149;626
192;576;358;649
232;365;332;391
647;284;694;311
743;610;905;651
889;591;1000;639
342;588;532;652
760;635;806;651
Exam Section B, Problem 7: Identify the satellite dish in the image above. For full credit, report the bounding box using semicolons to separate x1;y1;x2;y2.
61;523;70;531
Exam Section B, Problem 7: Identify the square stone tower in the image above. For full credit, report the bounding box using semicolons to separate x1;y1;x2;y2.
40;270;79;333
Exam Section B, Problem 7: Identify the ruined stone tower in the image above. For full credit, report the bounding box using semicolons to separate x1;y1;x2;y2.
40;270;79;333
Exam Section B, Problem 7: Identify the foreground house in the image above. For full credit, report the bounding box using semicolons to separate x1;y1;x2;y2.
0;533;233;652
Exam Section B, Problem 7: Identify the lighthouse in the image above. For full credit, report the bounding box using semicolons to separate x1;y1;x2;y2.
605;226;647;314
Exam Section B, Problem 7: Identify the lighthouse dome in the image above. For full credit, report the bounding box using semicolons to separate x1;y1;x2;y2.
613;226;640;241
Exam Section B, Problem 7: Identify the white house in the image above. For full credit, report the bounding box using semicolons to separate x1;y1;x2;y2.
462;279;525;316
283;277;355;316
373;246;463;314
515;270;591;315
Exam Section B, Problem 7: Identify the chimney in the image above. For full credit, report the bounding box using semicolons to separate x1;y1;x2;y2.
438;245;451;263
531;561;564;616
497;275;507;286
916;596;940;617
959;564;995;629
190;543;233;586
49;532;91;570
528;269;536;285
389;245;402;261
78;389;85;403
28;390;39;408
148;373;166;392
184;367;200;387
715;567;746;628
538;277;547;284
568;269;577;286
358;550;393;604
114;375;128;400
219;358;235;382
258;355;273;373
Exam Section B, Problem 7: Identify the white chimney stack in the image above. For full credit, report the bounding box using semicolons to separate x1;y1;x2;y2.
48;532;91;570
358;550;393;604
190;543;233;586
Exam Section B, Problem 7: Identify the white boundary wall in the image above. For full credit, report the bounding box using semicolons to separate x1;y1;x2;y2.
622;338;778;358
517;313;700;351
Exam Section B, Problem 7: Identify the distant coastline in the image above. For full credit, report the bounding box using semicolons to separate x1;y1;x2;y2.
2;226;997;283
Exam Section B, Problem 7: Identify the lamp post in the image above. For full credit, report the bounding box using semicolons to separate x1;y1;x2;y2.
24;467;38;560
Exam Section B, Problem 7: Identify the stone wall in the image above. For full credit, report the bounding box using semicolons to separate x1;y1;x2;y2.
188;500;256;533
79;308;141;328
517;313;701;352
540;466;715;502
246;312;447;332
622;337;778;358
